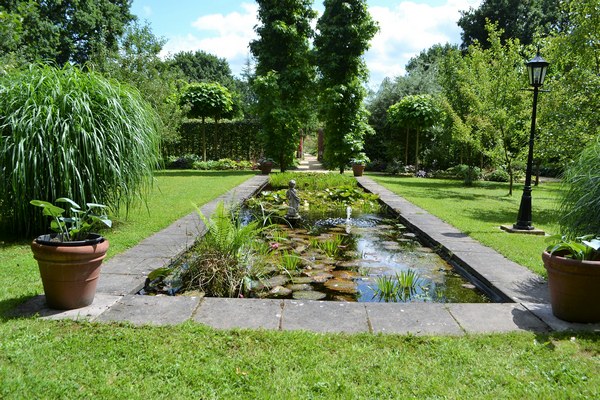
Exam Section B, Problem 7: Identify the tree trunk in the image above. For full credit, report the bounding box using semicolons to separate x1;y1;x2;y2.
415;128;420;172
404;127;409;166
202;116;207;161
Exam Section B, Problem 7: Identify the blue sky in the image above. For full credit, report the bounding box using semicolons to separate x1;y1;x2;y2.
131;0;482;89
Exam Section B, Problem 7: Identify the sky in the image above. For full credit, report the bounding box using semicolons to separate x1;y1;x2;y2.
130;0;482;89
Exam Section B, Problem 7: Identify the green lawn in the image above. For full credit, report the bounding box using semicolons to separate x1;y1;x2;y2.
370;175;563;277
1;172;598;399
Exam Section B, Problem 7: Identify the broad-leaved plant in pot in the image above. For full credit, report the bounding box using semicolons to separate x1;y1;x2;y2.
351;153;370;176
542;235;600;323
30;198;112;310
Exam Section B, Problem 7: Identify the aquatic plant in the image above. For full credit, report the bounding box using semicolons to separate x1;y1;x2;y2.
269;172;357;191
280;251;302;272
318;234;344;257
181;202;264;297
372;269;424;302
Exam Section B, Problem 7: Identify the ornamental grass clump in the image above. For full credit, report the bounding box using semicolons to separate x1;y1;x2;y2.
559;136;600;238
0;63;161;236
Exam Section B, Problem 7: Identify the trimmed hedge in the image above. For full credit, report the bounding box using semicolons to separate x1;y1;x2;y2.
165;120;262;161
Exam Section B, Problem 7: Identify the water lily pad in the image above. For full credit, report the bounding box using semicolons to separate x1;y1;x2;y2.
293;290;326;300
287;283;313;291
269;285;292;298
324;278;357;294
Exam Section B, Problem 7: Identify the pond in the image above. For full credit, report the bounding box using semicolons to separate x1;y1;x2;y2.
141;196;489;303
241;206;489;303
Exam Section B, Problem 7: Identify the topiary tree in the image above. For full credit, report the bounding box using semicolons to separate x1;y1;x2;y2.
250;0;317;172
387;94;439;172
180;82;233;161
314;0;378;173
0;63;161;237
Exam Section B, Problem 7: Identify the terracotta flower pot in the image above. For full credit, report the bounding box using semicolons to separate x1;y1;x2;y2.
31;235;109;310
542;251;600;323
259;162;273;175
352;164;365;177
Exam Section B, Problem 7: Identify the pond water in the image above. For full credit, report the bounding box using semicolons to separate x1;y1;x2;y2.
245;207;489;303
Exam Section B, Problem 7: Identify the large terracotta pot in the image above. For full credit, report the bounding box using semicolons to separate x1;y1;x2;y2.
259;162;273;175
31;235;109;310
542;251;600;323
352;164;365;177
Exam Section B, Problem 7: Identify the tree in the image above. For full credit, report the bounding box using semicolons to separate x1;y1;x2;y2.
250;0;317;171
0;0;134;65
180;82;233;161
458;0;563;49
314;0;378;173
387;94;439;172
169;50;235;87
537;0;600;170
95;20;186;152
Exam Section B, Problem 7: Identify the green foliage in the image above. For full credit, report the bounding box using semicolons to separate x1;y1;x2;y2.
183;202;263;297
546;235;600;261
0;0;134;65
250;0;317;171
95;20;185;150
30;198;112;241
315;0;378;173
0;63;161;236
537;0;600;168
180;82;233;121
558;137;600;238
458;0;563;49
168;120;261;161
387;94;440;171
372;269;424;302
169;50;235;87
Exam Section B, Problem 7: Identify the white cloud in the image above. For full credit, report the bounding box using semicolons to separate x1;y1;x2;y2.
366;0;482;87
161;2;258;76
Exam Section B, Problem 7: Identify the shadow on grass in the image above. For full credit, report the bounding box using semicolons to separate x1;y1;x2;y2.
467;207;561;227
155;170;257;178
0;293;38;321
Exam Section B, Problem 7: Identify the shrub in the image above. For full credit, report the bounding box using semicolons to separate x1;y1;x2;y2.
0;64;161;236
559;137;600;238
485;168;510;182
165;154;201;169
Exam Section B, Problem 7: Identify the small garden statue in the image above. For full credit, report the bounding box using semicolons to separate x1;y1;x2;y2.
286;180;300;220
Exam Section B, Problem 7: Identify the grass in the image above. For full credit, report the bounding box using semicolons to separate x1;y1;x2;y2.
1;321;598;399
370;176;563;277
1;172;598;399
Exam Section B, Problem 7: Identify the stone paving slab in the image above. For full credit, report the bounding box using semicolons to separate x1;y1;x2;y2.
523;303;600;333
365;303;464;335
447;303;550;333
281;300;370;333
194;297;282;330
96;294;200;326
96;272;146;295
9;293;122;321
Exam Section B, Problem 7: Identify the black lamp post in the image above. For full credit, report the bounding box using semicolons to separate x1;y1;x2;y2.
513;51;549;231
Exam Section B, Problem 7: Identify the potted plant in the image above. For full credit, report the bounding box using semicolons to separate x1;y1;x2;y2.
30;198;112;310
258;157;275;175
351;153;370;177
542;235;600;323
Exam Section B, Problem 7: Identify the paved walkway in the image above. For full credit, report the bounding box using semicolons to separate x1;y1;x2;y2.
11;174;600;334
295;154;326;172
